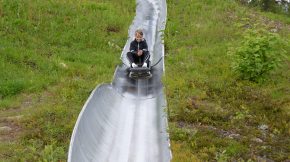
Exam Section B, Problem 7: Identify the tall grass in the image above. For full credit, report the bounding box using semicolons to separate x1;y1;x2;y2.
0;0;134;161
165;0;290;161
0;0;133;101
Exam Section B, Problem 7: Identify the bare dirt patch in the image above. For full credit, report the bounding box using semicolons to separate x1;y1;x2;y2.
0;90;54;142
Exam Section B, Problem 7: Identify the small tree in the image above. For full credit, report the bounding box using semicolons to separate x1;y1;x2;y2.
261;0;278;11
242;0;289;14
229;29;287;82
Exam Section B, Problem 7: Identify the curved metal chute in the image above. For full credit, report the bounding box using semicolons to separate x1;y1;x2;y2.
68;0;171;161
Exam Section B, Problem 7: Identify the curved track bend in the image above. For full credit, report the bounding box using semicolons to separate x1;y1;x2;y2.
68;0;171;161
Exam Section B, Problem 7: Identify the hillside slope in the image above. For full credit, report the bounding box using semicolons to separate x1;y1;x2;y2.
164;0;290;161
0;0;134;161
0;0;289;161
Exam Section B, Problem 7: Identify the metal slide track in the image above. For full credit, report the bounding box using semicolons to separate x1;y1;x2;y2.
68;0;171;161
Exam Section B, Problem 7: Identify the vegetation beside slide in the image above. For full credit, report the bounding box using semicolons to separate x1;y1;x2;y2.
165;0;289;161
0;0;134;161
1;0;289;161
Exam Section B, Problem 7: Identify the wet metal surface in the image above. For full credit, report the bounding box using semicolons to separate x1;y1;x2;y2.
112;66;163;99
68;0;170;161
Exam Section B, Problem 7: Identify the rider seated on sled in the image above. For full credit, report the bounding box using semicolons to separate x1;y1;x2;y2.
127;29;150;68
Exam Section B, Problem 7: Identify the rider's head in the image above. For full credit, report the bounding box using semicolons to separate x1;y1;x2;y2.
135;29;143;42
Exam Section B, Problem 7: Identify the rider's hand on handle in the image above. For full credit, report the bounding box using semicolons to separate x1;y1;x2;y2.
137;50;143;56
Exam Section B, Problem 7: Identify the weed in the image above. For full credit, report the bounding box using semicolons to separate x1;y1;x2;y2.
228;28;287;82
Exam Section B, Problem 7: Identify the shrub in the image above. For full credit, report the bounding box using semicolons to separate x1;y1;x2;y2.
229;29;287;82
239;0;289;14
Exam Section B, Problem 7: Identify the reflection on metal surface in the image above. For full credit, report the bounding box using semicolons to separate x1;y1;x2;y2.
68;0;171;161
112;66;163;99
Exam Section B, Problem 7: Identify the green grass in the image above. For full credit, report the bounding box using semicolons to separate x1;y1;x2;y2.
1;0;289;161
0;0;134;102
0;0;134;161
165;0;290;161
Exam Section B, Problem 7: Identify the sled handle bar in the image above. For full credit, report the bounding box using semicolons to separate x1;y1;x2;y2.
151;57;163;67
122;57;163;68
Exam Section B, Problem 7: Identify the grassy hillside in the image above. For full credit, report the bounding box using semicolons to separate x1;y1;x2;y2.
1;0;289;161
0;0;134;161
164;0;290;161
